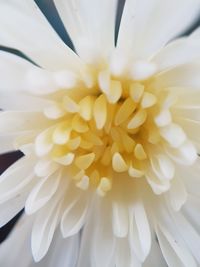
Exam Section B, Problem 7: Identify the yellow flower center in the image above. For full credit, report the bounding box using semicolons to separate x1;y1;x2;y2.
33;66;195;197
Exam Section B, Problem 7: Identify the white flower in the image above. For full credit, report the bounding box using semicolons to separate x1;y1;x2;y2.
0;0;200;266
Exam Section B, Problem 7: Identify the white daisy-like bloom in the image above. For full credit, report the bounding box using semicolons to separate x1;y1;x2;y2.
1;0;200;266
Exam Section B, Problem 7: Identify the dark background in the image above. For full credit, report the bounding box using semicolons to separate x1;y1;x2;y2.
0;0;200;244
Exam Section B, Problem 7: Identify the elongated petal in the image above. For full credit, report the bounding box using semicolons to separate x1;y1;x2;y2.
129;201;151;261
31;192;63;262
0;156;36;204
61;194;88;238
153;62;200;90
25;171;61;215
115;238;142;267
117;0;200;59
171;212;200;264
166;176;187;211
0;192;27;227
0;215;34;267
0;111;49;133
36;231;80;267
112;201;129;238
143;234;168;267
54;0;117;62
0;1;82;70
91;199;116;267
0;134;17;154
152;37;200;72
156;224;197;267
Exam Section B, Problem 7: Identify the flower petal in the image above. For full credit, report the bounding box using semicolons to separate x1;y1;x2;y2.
0;156;36;204
25;171;61;215
61;194;88;238
0;1;82;70
115;238;142;267
91;199;116;267
37;231;80;267
0;215;34;267
166;176;187;211
117;0;200;59
129;201;151;261
0;111;50;133
143;234;167;267
0;192;27;227
152;37;200;72
153;62;200;90
54;0;117;63
112;201;129;238
31;188;64;262
156;223;197;267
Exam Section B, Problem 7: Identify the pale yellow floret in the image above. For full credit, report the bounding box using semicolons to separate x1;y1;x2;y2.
115;97;136;125
79;96;94;121
128;109;147;129
93;94;107;129
97;177;112;196
35;67;195;197
134;144;147;160
141;92;157;108
112;152;128;172
63;95;80;113
129;83;144;102
75;153;95;170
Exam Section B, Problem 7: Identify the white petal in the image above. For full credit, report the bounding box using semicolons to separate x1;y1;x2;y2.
175;160;200;196
152;37;200;72
117;0;200;59
153;62;200;90
115;238;142;267
164;140;197;166
174;117;200;144
77;206;95;267
0;92;52;111
0;111;49;133
61;194;88;238
0;156;36;204
31;193;63;262
37;230;80;267
0;215;34;267
0;52;77;96
166;176;187;211
171;212;200;264
183;195;200;232
143;233;168;267
156;223;197;267
146;170;170;195
25;171;61;215
35;127;54;157
129;201;151;261
54;0;117;63
0;1;82;70
91;199;116;267
34;158;59;177
0;134;17;154
112;201;129;238
0;51;36;92
130;61;157;81
150;154;174;181
160;123;186;148
0;191;28;227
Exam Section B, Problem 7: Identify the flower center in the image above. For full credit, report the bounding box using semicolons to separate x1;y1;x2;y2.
33;67;196;197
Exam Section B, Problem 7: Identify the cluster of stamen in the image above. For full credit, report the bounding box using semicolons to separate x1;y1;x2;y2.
33;69;192;196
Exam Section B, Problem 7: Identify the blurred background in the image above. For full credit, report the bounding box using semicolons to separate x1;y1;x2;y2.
0;0;200;243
